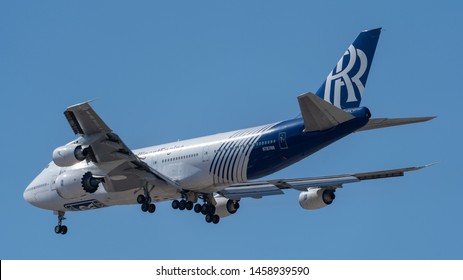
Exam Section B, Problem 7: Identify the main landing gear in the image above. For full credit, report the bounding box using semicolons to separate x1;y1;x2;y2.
137;194;156;213
54;211;68;235
137;185;156;213
171;193;220;224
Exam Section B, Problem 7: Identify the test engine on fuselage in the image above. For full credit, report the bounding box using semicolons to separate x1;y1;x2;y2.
54;170;102;199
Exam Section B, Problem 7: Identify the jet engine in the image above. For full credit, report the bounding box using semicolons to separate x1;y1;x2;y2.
52;144;89;167
55;171;102;199
298;188;336;210
214;195;240;218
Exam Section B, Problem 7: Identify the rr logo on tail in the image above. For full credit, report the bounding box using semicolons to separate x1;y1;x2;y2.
323;45;368;108
315;28;381;109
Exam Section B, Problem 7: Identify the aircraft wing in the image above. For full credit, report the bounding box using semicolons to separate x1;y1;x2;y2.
219;165;429;200
64;101;180;192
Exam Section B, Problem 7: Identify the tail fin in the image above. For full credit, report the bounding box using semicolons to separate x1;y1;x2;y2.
315;28;381;109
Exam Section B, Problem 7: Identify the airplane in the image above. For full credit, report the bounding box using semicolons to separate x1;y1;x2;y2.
24;28;434;235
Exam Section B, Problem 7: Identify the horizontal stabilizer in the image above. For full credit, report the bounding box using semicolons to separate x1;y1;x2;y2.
356;116;435;132
298;92;354;132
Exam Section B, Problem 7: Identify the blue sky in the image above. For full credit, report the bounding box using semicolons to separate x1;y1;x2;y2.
1;1;461;260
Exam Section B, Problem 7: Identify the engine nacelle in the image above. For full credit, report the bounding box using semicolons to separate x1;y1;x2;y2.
55;171;87;199
52;144;88;167
55;171;102;199
214;195;240;218
298;188;336;210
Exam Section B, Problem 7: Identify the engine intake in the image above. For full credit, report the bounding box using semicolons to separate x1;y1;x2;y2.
299;188;336;210
55;171;103;199
52;144;89;167
81;171;102;193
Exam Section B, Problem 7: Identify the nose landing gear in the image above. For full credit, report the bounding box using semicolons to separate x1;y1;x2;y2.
54;211;68;235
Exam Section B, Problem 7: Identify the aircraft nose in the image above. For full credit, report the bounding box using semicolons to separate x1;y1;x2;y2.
23;184;35;204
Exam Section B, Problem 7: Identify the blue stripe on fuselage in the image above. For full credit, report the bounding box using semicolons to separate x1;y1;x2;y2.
246;115;369;180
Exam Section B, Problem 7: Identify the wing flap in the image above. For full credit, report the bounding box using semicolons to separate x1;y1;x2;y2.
271;175;359;190
220;183;284;199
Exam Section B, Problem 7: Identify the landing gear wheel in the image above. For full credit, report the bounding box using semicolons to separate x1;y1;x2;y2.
60;225;68;235
205;214;213;223
172;200;180;209
186;201;193;210
194;204;202;213
201;204;210;215
141;203;149;212
212;215;220;224
54;211;67;235
148;203;156;213
209;205;216;215
178;200;186;210
137;194;146;204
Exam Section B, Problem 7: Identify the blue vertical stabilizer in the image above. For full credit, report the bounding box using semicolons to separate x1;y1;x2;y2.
315;28;381;109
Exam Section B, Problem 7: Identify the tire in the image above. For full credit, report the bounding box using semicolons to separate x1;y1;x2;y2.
54;225;61;234
205;214;213;223
60;225;68;235
141;203;149;212
148;203;156;213
194;204;202;213
186;201;193;211
201;204;209;215
209;205;216;215
172;200;179;209
212;215;220;224
178;200;186;210
137;195;146;204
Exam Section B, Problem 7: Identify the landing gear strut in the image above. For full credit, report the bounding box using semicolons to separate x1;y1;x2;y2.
54;211;68;235
137;185;156;214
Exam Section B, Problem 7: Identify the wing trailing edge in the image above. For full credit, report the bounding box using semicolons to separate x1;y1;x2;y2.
219;164;432;200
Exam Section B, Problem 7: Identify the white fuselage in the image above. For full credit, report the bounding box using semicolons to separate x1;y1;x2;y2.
24;122;278;212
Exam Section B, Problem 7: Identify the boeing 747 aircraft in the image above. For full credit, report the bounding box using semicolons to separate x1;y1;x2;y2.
24;28;434;235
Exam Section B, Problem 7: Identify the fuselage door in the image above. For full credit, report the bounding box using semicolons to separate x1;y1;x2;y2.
279;132;288;149
150;155;158;170
50;175;58;191
202;145;210;162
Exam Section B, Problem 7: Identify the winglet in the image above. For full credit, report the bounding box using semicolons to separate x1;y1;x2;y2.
297;92;354;132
